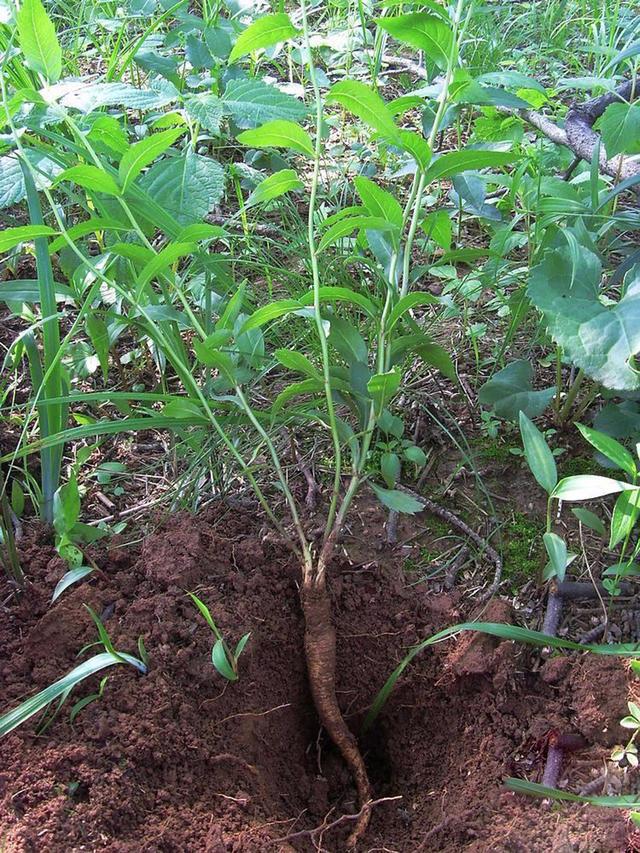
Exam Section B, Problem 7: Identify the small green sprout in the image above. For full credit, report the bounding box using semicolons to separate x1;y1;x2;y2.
612;701;640;769
187;592;250;682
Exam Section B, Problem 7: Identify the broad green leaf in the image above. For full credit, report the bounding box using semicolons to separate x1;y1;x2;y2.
371;483;424;514
60;81;178;113
193;343;238;384
17;0;62;82
119;128;185;193
87;115;129;155
272;378;326;414
245;169;302;208
176;223;227;242
376;13;453;71
0;151;63;209
317;215;397;252
237;120;314;157
0;279;72;303
136;242;196;289
56;165;121;197
52;566;94;603
387;292;440;332
425;150;516;183
477;71;546;94
53;474;80;535
398;131;432;171
479;360;555;421
184;93;224;135
404;445;427;467
354;176;403;227
381;452;401;489
0;225;56;253
212;639;237;680
552;475;635;501
528;247;640;391
239;299;302;333
367;369;401;415
596;102;640;157
543;532;568;581
576;423;637;477
140;150;224;226
571;507;605;536
275;349;320;379
0;652;144;737
421;210;452;250
328;316;368;364
222;78;308;129
299;286;377;317
326;80;400;142
229;13;298;63
609;489;640;548
519;411;557;494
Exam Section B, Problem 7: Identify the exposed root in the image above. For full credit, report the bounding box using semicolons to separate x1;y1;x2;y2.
276;796;400;846
301;578;373;848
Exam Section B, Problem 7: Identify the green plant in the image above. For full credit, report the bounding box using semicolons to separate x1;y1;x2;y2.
0;605;147;737
187;591;250;682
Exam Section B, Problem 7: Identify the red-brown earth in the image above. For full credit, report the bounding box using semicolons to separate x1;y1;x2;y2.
0;504;636;852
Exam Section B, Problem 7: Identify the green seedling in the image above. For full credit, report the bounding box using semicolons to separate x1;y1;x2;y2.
0;605;147;738
187;592;250;682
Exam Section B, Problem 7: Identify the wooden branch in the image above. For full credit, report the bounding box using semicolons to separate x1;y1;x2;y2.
500;79;640;184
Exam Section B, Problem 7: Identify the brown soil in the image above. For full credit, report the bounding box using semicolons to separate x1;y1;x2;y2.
0;506;634;852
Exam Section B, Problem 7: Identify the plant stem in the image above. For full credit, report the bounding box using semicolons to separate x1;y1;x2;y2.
300;0;343;543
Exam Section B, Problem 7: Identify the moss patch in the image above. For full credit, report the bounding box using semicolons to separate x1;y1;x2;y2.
500;510;544;584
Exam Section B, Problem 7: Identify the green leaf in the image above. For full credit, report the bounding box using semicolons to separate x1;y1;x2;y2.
367;369;401;415
505;778;640;808
192;343;237;383
140;151;224;226
52;566;94;603
543;532;568;581
118;128;185;193
609;489;640;549
371;484;424;514
272;378;326;414
0;652;143;737
376;13;453;71
381;452;401;489
597;102;640;157
136;242;196;290
234;633;251;659
479;360;555;421
86;313;110;379
421;210;452;250
229;13;298;63
184;93;224;135
237;120;314;157
239;299;302;333
212;639;237;680
245;169;302;208
0;225;56;253
571;507;605;536
11;480;24;517
387;292;440;332
528;248;640;391
576;423;637;478
398;131;432;171
53;474;80;536
317;215;397;252
56;165;121;197
404;445;427;467
328;316;368;365
299;286;377;317
186;592;221;639
17;0;62;82
364;620;640;732
519;411;558;494
275;349;320;379
354;177;403;227
61;81;178;113
222;78;308;129
551;475;635;501
326;80;400;142
425;150;516;183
